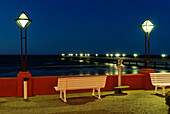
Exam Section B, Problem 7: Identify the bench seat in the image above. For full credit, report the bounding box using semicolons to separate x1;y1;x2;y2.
54;76;107;102
153;83;170;86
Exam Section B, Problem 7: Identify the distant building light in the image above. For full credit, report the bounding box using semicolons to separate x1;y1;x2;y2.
115;53;120;57
95;54;98;57
133;54;138;57
61;54;65;56
87;54;90;56
110;54;113;57
75;54;78;56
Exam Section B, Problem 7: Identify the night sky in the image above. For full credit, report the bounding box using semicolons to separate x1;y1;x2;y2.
0;0;170;55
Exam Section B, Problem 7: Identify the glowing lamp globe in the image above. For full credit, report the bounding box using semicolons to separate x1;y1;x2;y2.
141;19;154;33
14;12;32;29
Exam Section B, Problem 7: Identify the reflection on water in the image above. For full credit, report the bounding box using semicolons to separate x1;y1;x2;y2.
68;63;170;76
1;59;170;77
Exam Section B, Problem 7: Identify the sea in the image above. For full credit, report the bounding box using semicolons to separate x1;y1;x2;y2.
0;55;170;78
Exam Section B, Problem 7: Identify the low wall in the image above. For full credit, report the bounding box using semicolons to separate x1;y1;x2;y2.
0;69;156;97
32;74;147;95
0;78;17;97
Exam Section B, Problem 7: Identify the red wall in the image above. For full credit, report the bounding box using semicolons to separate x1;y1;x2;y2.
0;78;17;97
30;73;155;96
0;69;156;97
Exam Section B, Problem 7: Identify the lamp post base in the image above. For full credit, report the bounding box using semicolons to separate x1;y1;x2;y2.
113;86;129;96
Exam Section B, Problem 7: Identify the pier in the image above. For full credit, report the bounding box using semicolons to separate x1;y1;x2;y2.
64;56;170;69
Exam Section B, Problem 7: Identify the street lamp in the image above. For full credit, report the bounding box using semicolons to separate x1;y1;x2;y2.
141;19;154;68
14;12;32;71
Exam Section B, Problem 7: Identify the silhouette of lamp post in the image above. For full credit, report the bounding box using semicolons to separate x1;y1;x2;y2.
14;12;32;72
141;19;154;68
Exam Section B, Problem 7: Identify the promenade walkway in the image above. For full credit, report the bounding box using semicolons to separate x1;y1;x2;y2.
0;89;169;114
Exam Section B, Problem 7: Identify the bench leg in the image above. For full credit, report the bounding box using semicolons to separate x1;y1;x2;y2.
92;88;95;96
98;88;101;99
162;87;165;96
155;86;158;93
60;90;62;99
63;90;67;102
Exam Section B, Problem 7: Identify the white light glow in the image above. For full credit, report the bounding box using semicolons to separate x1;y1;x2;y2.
61;54;65;56
122;54;126;57
19;13;28;19
80;53;83;57
68;53;73;56
106;54;109;57
115;53;120;57
161;54;166;58
133;54;138;57
17;13;29;28
95;54;98;57
110;54;113;57
142;19;154;33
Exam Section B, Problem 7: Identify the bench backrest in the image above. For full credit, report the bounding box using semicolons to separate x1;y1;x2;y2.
57;76;107;90
150;73;170;85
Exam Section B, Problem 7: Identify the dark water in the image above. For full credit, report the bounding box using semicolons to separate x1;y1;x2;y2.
0;55;170;78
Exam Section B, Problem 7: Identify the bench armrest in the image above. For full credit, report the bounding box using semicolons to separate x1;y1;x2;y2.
54;86;58;91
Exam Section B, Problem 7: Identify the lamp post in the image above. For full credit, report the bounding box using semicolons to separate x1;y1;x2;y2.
14;12;32;72
141;19;154;68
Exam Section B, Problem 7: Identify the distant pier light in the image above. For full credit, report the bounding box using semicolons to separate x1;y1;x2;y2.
75;54;78;56
68;53;73;56
133;54;138;57
161;54;166;58
110;54;114;57
106;53;109;57
141;19;154;68
95;54;98;57
122;54;126;57
115;53;120;57
80;53;83;57
87;54;90;56
61;54;65;56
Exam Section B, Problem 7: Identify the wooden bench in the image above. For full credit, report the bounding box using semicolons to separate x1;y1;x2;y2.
150;73;170;96
54;76;107;102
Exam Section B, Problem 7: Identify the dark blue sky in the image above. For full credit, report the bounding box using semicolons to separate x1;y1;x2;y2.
0;0;170;55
